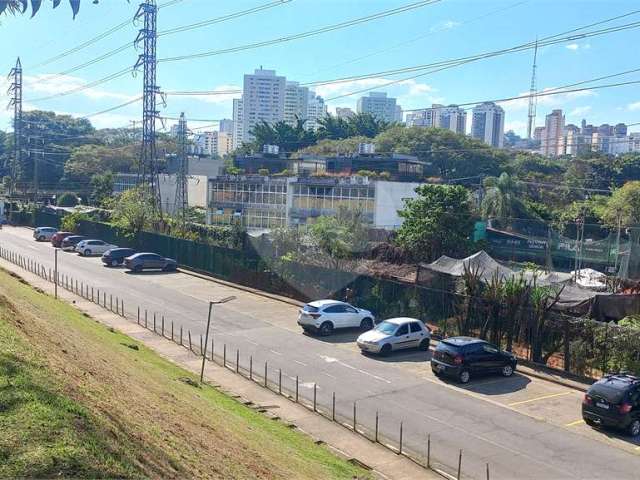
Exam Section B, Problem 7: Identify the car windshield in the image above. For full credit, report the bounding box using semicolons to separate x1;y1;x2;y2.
375;322;397;335
303;304;319;313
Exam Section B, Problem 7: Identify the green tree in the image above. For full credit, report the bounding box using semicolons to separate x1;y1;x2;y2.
316;115;351;140
60;210;88;232
602;181;640;227
248;117;316;152
90;172;114;207
110;188;158;239
64;144;136;184
395;184;474;262
57;192;78;207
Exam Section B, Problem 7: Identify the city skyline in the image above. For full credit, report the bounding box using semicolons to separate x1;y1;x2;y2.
1;1;640;136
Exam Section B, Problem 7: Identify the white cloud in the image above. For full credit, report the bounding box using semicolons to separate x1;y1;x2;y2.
569;106;591;117
566;43;579;51
196;84;242;104
23;74;136;102
504;120;527;135
430;19;461;33
627;101;640;111
314;78;435;108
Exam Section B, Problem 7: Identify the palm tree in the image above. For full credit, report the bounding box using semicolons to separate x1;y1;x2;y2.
317;114;351;140
2;0;85;18
481;172;525;227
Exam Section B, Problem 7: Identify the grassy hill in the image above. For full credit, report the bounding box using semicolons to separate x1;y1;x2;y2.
0;269;369;479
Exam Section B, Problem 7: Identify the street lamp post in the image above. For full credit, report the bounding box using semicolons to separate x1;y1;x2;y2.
200;295;236;383
54;248;58;299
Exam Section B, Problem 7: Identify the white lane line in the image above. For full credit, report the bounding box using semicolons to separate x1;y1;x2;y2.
294;360;307;367
245;339;258;346
322;372;337;379
269;349;283;356
318;355;391;383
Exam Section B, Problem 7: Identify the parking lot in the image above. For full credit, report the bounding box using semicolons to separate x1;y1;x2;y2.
3;225;640;478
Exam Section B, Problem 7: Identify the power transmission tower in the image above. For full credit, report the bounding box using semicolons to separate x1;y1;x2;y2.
174;112;189;222
7;58;22;196
526;39;539;140
134;0;162;216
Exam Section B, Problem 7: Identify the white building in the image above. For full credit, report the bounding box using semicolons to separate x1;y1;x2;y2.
540;109;565;157
284;81;309;126
405;104;467;134
305;91;327;131
471;102;505;148
356;92;403;123
219;118;233;134
193;131;233;156
336;107;355;119
239;68;286;146
232;98;244;150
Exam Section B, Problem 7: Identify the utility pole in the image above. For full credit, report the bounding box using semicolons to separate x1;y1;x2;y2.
175;112;188;222
134;0;162;217
7;58;22;196
526;39;538;140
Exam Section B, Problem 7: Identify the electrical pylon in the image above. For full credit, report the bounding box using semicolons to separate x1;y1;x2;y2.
526;39;539;140
7;58;22;195
174;112;189;222
134;0;162;216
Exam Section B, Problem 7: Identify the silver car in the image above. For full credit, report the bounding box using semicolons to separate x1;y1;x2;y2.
33;227;57;241
357;317;431;356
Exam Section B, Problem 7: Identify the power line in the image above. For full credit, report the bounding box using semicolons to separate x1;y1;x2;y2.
80;97;143;119
158;0;443;63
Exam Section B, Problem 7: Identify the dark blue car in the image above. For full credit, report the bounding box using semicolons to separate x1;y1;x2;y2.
101;248;137;267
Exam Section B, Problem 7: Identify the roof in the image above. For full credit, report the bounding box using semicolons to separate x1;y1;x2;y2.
425;251;513;279
384;317;421;325
308;299;345;307
442;336;486;346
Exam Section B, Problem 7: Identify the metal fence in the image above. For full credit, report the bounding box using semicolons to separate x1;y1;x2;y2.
20;212;640;380
0;244;488;480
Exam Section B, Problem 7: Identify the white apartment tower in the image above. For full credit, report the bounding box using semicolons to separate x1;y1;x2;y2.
405;104;467;134
232;98;244;150
241;68;286;144
284;81;309;125
219;118;234;134
541;109;565;157
336;107;356;119
306;91;327;131
357;92;403;123
471;102;505;148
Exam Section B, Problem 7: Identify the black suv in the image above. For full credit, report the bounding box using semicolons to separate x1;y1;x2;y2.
582;373;640;436
102;248;136;267
431;336;517;384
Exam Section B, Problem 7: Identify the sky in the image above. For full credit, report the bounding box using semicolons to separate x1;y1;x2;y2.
1;0;640;136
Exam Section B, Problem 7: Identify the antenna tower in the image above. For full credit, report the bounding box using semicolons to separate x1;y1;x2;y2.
526;39;539;140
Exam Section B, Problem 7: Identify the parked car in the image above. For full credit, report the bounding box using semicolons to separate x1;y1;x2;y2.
431;336;517;384
124;252;177;272
582;373;640;436
102;248;137;267
33;227;58;241
75;239;117;257
51;231;74;248
357;317;431;356
61;235;87;252
297;300;374;336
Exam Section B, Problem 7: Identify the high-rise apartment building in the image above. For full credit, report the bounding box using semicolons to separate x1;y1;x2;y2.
471;102;505;148
357;92;403;123
241;68;286;145
541;109;565;157
284;81;309;126
219;119;234;134
192;131;233;157
232;98;244;150
405;104;466;134
306;91;327;131
336;107;355;119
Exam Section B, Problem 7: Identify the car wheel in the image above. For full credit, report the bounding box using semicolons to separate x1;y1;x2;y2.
38;235;45;241
419;338;430;351
501;364;515;377
380;344;392;357
133;265;142;273
628;419;640;437
111;259;119;267
84;249;91;257
584;418;596;428
319;322;334;336
360;318;373;331
458;369;471;384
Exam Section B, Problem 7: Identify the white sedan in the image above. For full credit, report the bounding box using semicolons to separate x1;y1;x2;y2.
75;239;117;257
297;299;374;336
357;317;431;356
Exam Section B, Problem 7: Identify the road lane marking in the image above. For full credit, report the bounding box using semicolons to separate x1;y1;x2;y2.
357;368;391;384
322;372;336;379
294;360;307;367
565;419;585;427
318;355;390;383
269;349;282;356
246;339;258;346
635;446;640;451
508;391;572;406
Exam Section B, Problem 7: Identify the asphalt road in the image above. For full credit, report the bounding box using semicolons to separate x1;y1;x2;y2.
3;226;640;480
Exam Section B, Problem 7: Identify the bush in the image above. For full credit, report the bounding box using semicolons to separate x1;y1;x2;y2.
57;192;79;207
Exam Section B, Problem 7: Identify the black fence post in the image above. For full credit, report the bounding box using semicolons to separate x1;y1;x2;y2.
236;349;240;374
313;383;317;412
180;326;183;345
427;433;431;468
332;392;335;420
188;330;192;351
399;421;403;454
223;344;226;366
264;361;268;387
353;401;357;431
457;449;462;480
162;316;165;337
137;306;140;325
250;356;253;380
278;368;282;394
375;411;379;443
145;310;148;329
171;321;174;341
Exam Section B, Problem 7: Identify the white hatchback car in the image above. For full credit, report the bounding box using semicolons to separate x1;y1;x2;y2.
75;239;117;257
297;300;374;336
357;317;431;356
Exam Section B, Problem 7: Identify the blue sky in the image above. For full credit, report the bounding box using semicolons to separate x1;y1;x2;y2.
1;0;640;135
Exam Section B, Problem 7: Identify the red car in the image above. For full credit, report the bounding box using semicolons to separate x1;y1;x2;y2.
51;231;74;248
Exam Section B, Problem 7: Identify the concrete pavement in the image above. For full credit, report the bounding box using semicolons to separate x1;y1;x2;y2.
2;225;640;479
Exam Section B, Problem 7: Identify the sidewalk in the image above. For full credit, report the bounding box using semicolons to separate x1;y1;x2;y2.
0;257;441;480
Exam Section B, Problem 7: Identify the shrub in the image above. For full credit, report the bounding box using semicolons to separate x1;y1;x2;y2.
57;192;79;207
